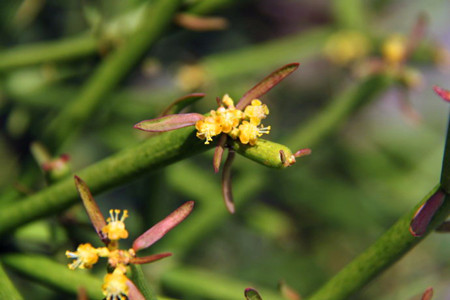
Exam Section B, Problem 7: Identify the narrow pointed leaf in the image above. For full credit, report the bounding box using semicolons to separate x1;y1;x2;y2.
134;113;204;132
409;189;446;236
127;279;146;300
405;13;427;60
133;201;194;251
160;93;206;116
294;148;312;158
236;63;300;110
213;134;227;173
245;288;263;300
130;253;172;265
74;176;108;243
421;287;433;300
175;13;228;31
222;149;236;214
433;85;450;102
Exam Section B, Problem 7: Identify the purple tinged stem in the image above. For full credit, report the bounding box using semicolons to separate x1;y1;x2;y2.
236;63;300;110
436;221;450;233
133;113;204;132
132;201;194;251
213;134;227;173
222;149;236;214
73;176;108;244
409;189;446;237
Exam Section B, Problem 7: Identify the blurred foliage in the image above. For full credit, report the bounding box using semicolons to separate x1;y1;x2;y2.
0;0;449;299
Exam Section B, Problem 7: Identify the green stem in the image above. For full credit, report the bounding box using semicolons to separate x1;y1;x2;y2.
161;266;284;300
305;184;450;300
43;0;182;150
285;74;393;149
2;254;103;299
0;126;209;237
130;264;157;300
0;34;98;72
0;261;23;300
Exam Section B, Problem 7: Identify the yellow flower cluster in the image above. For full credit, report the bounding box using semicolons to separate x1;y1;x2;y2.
195;95;271;146
66;210;134;300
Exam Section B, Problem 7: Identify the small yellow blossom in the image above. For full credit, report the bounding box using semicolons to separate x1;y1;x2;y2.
382;34;407;66
238;121;271;146
216;106;243;133
221;94;235;108
102;268;129;300
323;30;370;65
103;209;129;241
107;249;136;270
195;114;222;144
65;243;99;270
243;99;269;125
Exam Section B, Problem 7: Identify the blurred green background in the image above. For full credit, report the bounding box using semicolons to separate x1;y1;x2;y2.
0;0;449;299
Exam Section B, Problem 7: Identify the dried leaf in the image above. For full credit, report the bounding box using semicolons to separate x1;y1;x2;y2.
160;93;205;116
245;288;263;300
410;189;446;236
134;113;204;132
133;201;194;251
74;176;108;244
130;253;172;265
421;287;433;300
222;149;236;213
213;134;227;173
175;13;228;31
433;85;450;102
236;63;300;110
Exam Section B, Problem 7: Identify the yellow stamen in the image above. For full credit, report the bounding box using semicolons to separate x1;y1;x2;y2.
102;268;129;300
195;114;222;144
102;209;129;242
243;99;269;125
238;121;271;146
65;243;99;270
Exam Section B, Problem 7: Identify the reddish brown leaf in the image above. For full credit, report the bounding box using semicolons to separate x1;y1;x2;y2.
213;134;227;173
410;189;446;237
421;287;433;300
134;113;204;132
160;93;205;116
74;176;108;244
433;85;450;102
222;149;236;214
126;279;145;300
294;148;312;158
405;13;428;61
132;201;194;251
130;252;172;265
236;63;300;110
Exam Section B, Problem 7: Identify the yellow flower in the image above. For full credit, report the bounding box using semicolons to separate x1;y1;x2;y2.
216;106;243;133
107;249;135;270
382;34;407;66
323;30;370;65
65;243;99;270
102;268;129;300
221;94;235;108
243;99;269;125
195;114;222;144
102;209;129;241
238;121;271;146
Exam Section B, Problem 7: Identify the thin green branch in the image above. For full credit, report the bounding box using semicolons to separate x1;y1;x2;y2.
43;0;182;150
305;184;449;300
285;74;393;149
161;266;284;300
2;254;103;299
1;254;174;300
0;261;23;300
130;264;158;300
